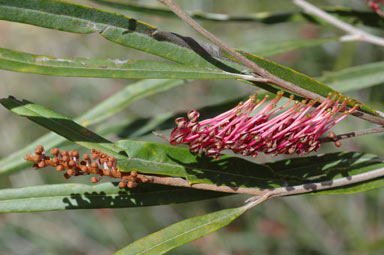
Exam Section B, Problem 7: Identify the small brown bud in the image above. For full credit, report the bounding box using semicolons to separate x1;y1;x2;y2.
67;169;75;176
91;176;100;183
72;151;79;158
50;148;59;156
107;161;113;168
119;180;127;188
64;173;71;179
35;145;44;155
335;141;341;147
62;155;69;162
25;153;33;161
33;163;39;170
130;170;137;177
56;165;64;171
80;165;88;172
52;157;59;165
61;150;68;156
68;160;76;168
141;176;149;183
83;153;90;160
90;162;99;168
127;182;137;188
38;161;46;168
329;132;336;139
103;169;111;176
33;155;42;162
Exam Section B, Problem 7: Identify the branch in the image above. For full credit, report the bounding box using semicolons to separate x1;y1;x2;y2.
157;0;384;126
319;126;384;143
139;164;384;198
293;0;384;47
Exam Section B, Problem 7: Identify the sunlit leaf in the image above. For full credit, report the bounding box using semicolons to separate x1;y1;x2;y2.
114;205;248;255
0;183;226;213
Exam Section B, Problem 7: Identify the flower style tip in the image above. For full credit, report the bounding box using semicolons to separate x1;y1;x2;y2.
162;92;358;159
25;146;150;188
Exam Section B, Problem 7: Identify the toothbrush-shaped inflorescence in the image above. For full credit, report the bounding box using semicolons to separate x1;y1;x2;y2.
161;92;359;159
24;146;149;188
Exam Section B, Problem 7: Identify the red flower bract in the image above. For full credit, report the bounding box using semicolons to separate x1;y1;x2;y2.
162;92;359;159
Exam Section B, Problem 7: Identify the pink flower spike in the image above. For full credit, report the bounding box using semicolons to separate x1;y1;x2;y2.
160;92;358;159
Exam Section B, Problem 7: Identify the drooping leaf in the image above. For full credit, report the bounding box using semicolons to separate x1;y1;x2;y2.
0;48;241;80
318;61;384;93
114;205;248;255
0;183;226;213
0;79;186;176
0;96;125;158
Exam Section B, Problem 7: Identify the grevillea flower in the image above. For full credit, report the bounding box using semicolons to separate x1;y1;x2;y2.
161;92;359;159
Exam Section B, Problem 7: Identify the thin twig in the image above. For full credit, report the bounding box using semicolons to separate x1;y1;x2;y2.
139;164;384;198
157;0;384;126
293;0;384;47
319;126;384;143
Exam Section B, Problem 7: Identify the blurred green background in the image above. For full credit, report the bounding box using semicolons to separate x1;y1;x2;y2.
1;0;384;254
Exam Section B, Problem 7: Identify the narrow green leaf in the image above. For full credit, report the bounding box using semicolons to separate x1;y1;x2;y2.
0;183;226;213
0;79;185;176
0;48;239;80
242;37;338;57
238;50;379;116
0;0;237;69
114;205;248;255
318;61;384;93
0;96;125;158
117;140;384;193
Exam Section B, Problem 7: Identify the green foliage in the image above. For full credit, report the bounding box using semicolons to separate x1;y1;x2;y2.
0;0;384;254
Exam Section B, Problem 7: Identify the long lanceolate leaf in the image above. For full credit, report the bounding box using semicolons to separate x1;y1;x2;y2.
319;61;384;93
114;205;248;255
0;0;380;117
0;79;186;176
0;0;232;69
0;48;240;80
0;96;125;158
0;183;226;213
